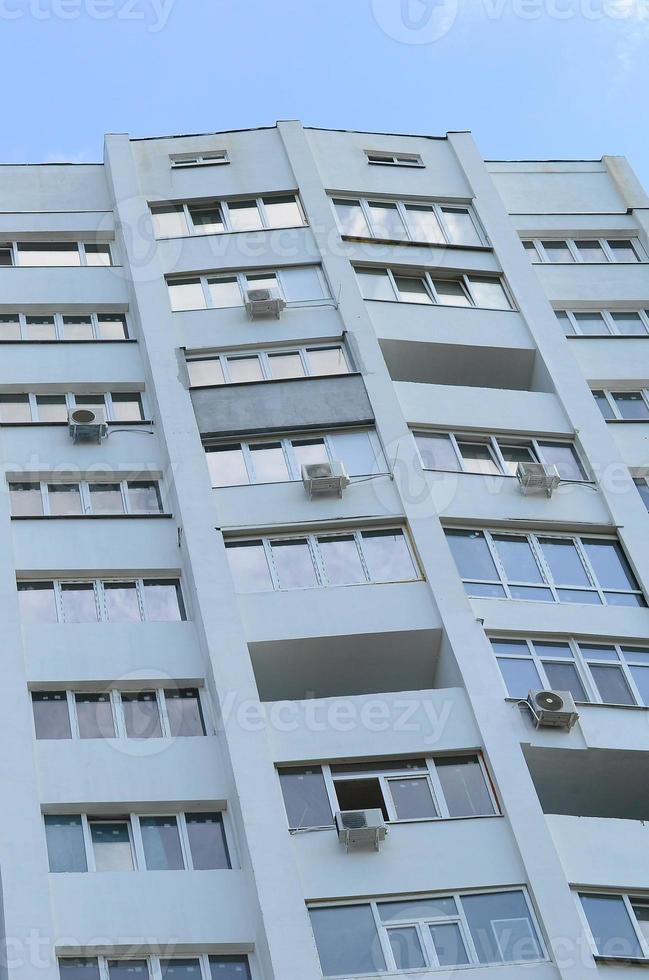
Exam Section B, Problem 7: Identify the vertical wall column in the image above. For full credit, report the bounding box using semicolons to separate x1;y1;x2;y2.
278;120;599;979
103;134;323;980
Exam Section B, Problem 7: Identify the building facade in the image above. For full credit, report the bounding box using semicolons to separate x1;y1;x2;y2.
0;122;648;980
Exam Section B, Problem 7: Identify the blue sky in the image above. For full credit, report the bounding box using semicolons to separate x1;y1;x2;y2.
2;0;648;184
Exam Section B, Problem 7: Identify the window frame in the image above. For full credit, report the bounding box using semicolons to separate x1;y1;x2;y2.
558;308;649;337
169;149;230;168
0;311;129;342
447;528;644;606
578;890;649;962
9;479;163;517
11;241;115;267
57;954;252;980
332;195;486;247
167;264;331;312
0;391;146;424
355;265;514;311
309;887;547;976
364;150;425;168
592;387;649;422
187;342;352;388
17;577;186;623
522;237;646;264
151;192;306;239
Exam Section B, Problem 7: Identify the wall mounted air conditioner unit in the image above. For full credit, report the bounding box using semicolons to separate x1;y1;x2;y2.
516;461;561;497
335;809;387;851
244;287;286;320
68;408;108;444
301;460;350;498
527;689;579;730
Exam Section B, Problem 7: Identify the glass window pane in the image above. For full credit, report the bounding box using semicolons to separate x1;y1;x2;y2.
73;394;104;418
103;582;141;622
90;820;133;871
10;482;43;516
367;201;407;240
59;959;100;979
160;960;203;979
208;957;251;980
279;767;333;829
361;529;417;582
388;926;426;969
329;430;382;476
556;311;574;335
17;242;80;266
542;241;574;262
18;581;57;623
404;204;444;243
334;199;370;237
121;692;162;738
630;665;649;705
318;535;366;586
140;816;184;870
61;315;93;341
244;272;279;292
612;392;649;420
543;662;587;701
226;541;273;593
394;275;433;304
497;658;542;698
379;897;458;921
441;207;482;246
593;390;615;420
206;445;248;488
164;688;205;736
589;664;635;705
432;279;471;307
0;315;21;340
608;239;639;262
107;962;150;980
281;266;327;302
97;314;128;340
356;267;394;301
266;352;305;379
188;358;224;387
127;481;162;513
493;536;544;583
499;444;535;476
415;433;460;471
111;393;144;422
436;756;495;816
462;890;542;963
85;244;112;266
537;442;586;481
143;580;184;621
75;693;115;738
263;195;303;228
32;691;70;739
446;529;499;581
36;395;67;422
188;202;224;235
0;394;31;422
185;812;230;869
270;539;318;589
523;240;541;261
580;893;643;958
306;346;348;375
457;442;500;475
152;204;189;238
26;315;57;340
61;583;98;623
227;199;263;231
168;278;205;311
582;539;638;591
309;905;386;977
575;240;606;262
573;312;609;336
430;922;470;966
469;277;511;309
206;276;242;309
610;312;647;335
388;776;437;819
538;537;590;586
88;483;123;514
226;356;264;383
45;815;86;872
249;443;290;483
292;438;328;472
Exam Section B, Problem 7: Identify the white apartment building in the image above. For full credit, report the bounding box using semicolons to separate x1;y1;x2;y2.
0;122;648;980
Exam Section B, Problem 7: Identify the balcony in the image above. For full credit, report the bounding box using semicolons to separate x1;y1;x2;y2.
0;340;139;388
155;225;318;278
534;262;649;305
569;337;649;386
548;815;649;893
0;266;129;309
369;301;533;353
177;303;343;353
382;337;538;392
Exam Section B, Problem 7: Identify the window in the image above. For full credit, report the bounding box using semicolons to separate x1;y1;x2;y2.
204;429;385;487
168;263;329;311
18;578;185;623
9;479;163;517
355;266;512;309
170;149;229;168
187;342;350;388
334;197;483;246
279;755;496;829
523;237;644;263
45;811;230;873
151;193;304;238
32;691;71;739
580;892;649;960
365;150;424;167
14;242;114;266
635;477;649;512
59;957;251;980
446;529;644;606
310;889;544;976
415;431;586;481
558;308;649;337
0;391;146;424
593;388;649;421
226;528;418;593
